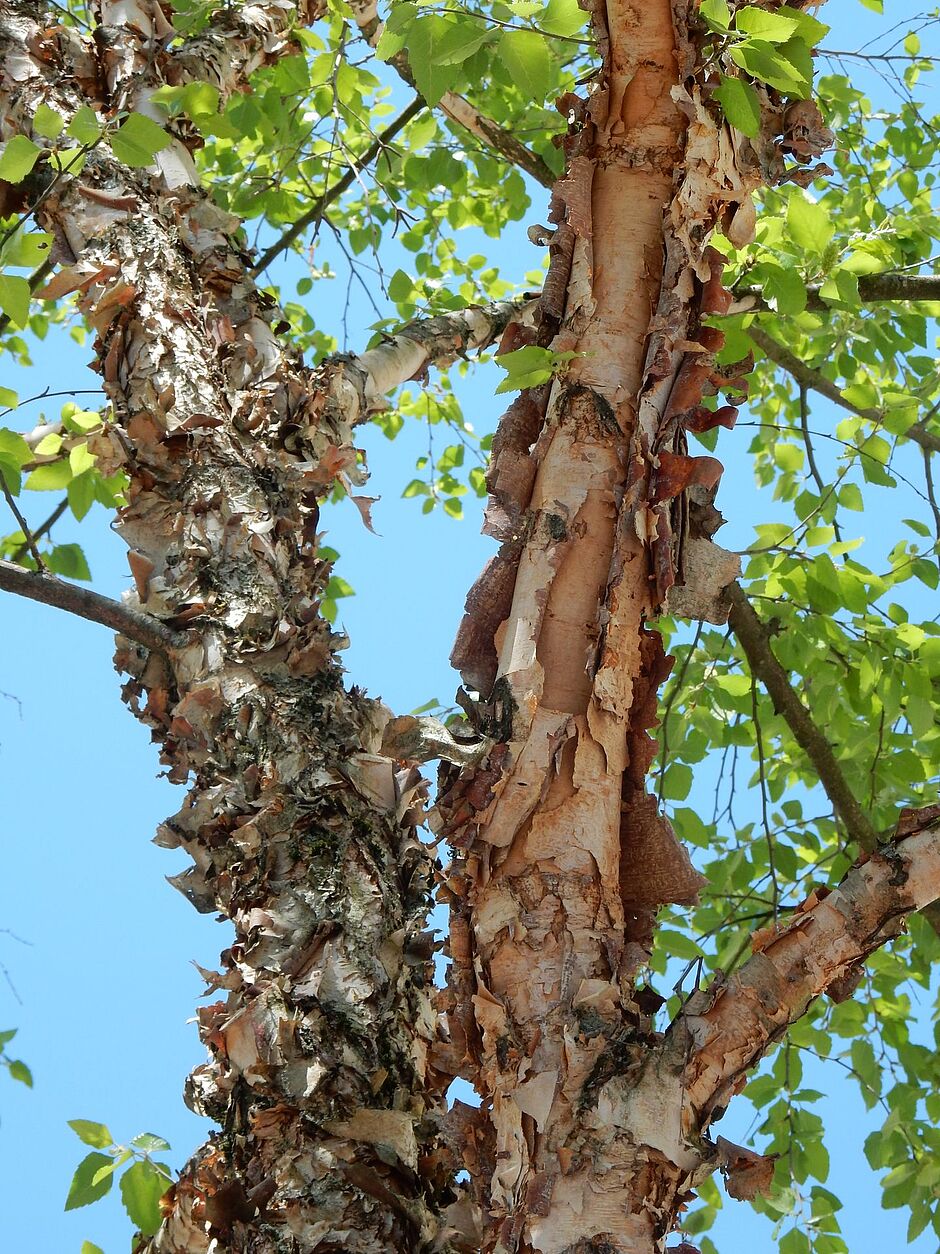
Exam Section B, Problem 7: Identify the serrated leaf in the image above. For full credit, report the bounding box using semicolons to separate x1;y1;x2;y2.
66;106;102;146
498;30;553;102
0;427;32;467
25;460;72;491
68;1119;114;1149
120;1159;172;1236
388;269;413;302
110;112;170;168
735;6;800;43
699;0;731;31
543;0;588;36
33;103;65;138
68;472;96;520
713;75;762;138
787;193;833;254
0;275;31;328
131;1132;172;1153
0;135;41;183
48;543;91;581
69;442;96;476
1;229;53;269
65;1152;114;1210
728;38;810;94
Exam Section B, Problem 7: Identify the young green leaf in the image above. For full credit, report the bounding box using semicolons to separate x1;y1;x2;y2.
65;1152;114;1211
0;274;31;328
66;105;102;146
498;30;553;102
713;75;762;138
68;1119;114;1149
8;1059;32;1086
120;1159;172;1236
110;112;171;168
0;135;41;183
33;103;65;138
787;192;834;254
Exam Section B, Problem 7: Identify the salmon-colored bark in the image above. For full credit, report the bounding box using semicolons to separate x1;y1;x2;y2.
439;2;837;1251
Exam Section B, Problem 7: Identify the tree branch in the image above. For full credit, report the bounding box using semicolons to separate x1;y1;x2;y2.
0;559;187;654
252;97;425;275
727;581;880;851
736;270;940;312
348;294;536;412
671;803;940;1129
347;2;555;189
748;324;940;455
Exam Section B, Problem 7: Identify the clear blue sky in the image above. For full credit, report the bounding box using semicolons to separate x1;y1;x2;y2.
1;2;937;1251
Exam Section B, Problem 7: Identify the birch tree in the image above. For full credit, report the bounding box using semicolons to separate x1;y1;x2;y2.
1;1;940;1252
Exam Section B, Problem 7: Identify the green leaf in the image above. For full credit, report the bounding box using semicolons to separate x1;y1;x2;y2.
728;38;810;94
388;269;413;302
8;1059;32;1086
68;472;96;521
68;1119;114;1149
131;1132;172;1153
713;75;762;138
497;31;553;103
543;0;588;37
390;17;459;108
699;0;731;32
120;1159;172;1236
48;543;92;581
0;1028;16;1046
0;275;31;329
787;193;834;254
33;103;65;139
433;18;491;66
1;229;53;269
25;460;72;491
661;762;693;800
0;427;32;467
65;1152;114;1210
66;106;102;146
735;6;800;43
69;442;96;477
0;135;41;183
80;1243;105;1254
110;112;171;168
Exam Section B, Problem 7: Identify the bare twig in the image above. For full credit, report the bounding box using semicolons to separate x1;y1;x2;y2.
0;559;188;654
0;482;45;569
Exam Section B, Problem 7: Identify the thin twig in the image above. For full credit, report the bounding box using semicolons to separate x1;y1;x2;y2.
1;482;45;569
10;496;68;563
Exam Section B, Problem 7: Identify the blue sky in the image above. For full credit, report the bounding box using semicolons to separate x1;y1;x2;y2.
2;1;938;1251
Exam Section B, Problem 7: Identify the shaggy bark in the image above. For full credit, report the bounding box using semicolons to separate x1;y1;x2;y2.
0;2;490;1248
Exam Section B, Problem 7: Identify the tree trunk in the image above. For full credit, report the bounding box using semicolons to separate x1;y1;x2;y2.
438;2;836;1250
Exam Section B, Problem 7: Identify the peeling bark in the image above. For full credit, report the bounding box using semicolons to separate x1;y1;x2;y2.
437;2;835;1250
